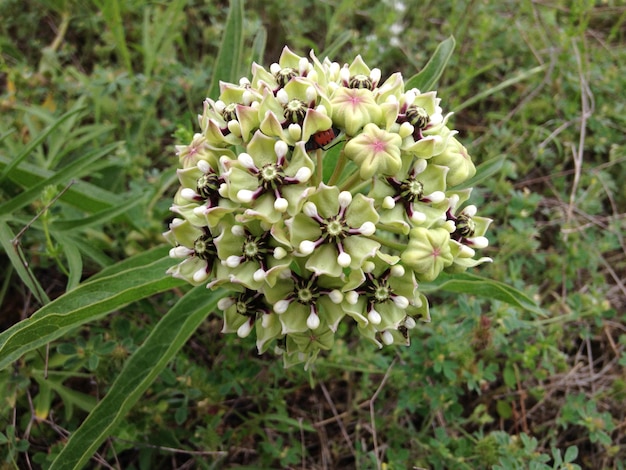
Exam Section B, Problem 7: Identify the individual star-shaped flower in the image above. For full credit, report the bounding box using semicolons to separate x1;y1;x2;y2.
342;251;429;333
343;123;402;179
214;217;292;289
164;219;224;286
370;157;449;233
199;79;263;147
263;266;346;335
401;226;455;282
288;184;380;277
329;87;383;137
222;131;314;223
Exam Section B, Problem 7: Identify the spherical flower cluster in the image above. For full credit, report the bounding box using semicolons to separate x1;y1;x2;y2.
165;47;492;368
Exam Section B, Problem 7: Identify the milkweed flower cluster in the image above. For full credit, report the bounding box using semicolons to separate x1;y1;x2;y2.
165;47;492;368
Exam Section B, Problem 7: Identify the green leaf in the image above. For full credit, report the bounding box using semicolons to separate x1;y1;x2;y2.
0;246;185;371
454;65;547;113
51;193;146;232
0;154;125;213
420;272;546;316
48;286;224;470
0;142;120;215
53;232;83;291
0;105;84;184
405;36;456;92
0;220;50;305
453;155;505;189
207;0;244;99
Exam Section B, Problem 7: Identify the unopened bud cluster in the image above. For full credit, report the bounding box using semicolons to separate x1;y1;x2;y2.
165;47;492;368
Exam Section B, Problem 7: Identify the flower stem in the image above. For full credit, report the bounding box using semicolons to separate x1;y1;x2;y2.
327;150;347;186
366;233;406;252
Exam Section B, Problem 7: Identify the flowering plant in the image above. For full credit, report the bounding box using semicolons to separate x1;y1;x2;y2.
165;46;492;368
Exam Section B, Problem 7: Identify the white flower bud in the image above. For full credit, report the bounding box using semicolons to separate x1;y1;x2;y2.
442;220;456;233
169;246;193;258
459;245;476;258
427;191;445;204
214;100;226;113
303;201;318;218
390;264;405;277
362;261;375;273
218;297;235;310
468;236;489;249
368;308;382;325
197;159;211;173
307;312;320;330
414;158;428;174
338;191;352;208
398;122;414;138
383;196;396;209
237;320;253;338
180;188;198;201
270;63;281;75
238;153;256;169
227;120;241;136
274;197;289;212
253;269;266;282
276;88;289;105
305;86;317;103
463;205;478;217
294;166;312;182
329;289;343;304
381;330;394;345
192;205;207;216
345;291;359;305
237;189;255;203
192;268;209;283
299;57;309;74
227;226;243;238
337;251;351;267
393;295;409;309
218;183;228;197
274;299;290;314
404;316;417;329
410;211;427;224
274;140;288;158
299;240;316;255
273;246;287;259
288;123;302;141
261;313;272;328
224;255;241;268
370;68;381;84
358;221;376;236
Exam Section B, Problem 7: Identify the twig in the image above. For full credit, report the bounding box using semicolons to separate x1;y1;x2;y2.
369;358;396;470
320;381;356;458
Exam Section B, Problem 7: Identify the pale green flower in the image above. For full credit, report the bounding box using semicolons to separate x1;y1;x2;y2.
343;123;403;179
330;87;383;136
401;227;455;281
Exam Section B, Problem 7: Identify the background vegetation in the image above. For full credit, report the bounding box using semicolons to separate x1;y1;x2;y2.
1;0;625;468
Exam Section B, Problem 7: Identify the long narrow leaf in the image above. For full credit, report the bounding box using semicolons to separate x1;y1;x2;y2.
0;249;184;370
420;272;546;316
405;36;456;92
207;0;244;98
49;286;223;469
454;65;547;113
51;194;146;232
0;154;124;212
0;220;50;305
0;106;85;184
0;142;120;215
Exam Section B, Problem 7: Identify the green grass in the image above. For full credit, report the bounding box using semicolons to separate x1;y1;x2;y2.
1;0;626;468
